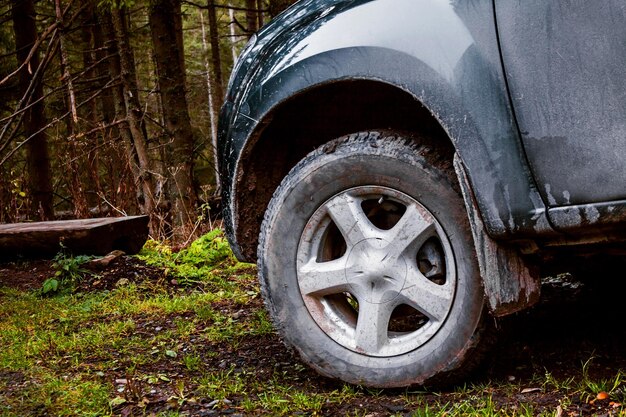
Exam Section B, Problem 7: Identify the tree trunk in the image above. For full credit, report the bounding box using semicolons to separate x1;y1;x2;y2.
200;10;220;191
109;6;157;229
257;0;264;28
56;0;89;218
80;5;98;129
92;16;116;125
207;0;224;103
268;0;294;17
149;0;198;233
227;3;239;63
89;7;115;215
100;9;141;206
79;6;99;165
245;0;258;35
12;0;54;220
55;0;78;125
173;4;186;78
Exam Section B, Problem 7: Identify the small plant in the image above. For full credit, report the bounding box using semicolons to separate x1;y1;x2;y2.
42;250;93;294
138;229;247;287
176;229;232;267
543;369;575;392
182;353;202;371
123;373;144;403
578;356;624;402
251;309;274;336
169;380;190;406
197;368;248;400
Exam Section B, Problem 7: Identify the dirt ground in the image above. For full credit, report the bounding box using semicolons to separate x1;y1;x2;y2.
1;256;625;416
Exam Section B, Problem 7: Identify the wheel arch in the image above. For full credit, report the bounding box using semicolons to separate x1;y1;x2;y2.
232;79;456;261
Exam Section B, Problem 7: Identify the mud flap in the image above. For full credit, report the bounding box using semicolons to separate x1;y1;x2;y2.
453;154;540;317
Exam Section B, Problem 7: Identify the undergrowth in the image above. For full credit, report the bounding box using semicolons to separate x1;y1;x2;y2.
138;229;247;288
41;250;94;294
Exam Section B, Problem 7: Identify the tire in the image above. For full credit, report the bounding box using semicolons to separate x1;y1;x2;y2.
258;131;489;388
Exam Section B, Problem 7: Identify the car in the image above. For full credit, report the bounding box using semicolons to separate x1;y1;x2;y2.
217;0;626;388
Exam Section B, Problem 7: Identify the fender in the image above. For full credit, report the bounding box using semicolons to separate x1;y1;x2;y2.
220;0;557;262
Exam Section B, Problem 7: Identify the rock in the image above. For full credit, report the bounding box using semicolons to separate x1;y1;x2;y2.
86;250;125;270
385;404;406;412
115;278;130;287
555;405;563;417
521;387;541;394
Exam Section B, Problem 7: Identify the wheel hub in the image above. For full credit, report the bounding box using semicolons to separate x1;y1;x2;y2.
345;238;407;304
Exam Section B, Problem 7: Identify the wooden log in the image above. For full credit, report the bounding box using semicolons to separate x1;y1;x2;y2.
0;216;149;258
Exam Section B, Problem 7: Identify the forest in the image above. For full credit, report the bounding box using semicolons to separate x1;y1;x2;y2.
0;0;295;239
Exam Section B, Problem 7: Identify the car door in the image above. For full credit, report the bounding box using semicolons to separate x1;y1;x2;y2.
495;1;626;216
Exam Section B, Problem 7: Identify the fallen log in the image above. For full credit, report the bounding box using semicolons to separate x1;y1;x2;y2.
0;216;149;258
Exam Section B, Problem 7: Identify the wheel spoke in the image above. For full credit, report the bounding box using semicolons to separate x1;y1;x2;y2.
354;300;394;353
298;258;350;296
385;203;436;256
400;268;454;322
325;193;377;247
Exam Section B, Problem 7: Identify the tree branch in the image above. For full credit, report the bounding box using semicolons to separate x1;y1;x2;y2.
0;21;58;87
182;0;268;13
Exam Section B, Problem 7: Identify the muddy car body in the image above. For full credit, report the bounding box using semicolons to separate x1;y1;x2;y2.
218;0;626;387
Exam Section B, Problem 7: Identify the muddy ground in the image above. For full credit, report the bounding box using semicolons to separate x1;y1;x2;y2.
1;256;625;416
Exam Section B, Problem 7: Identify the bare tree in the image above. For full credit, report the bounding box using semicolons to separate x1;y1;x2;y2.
207;0;224;103
11;0;54;219
150;0;198;233
110;6;157;225
200;9;219;190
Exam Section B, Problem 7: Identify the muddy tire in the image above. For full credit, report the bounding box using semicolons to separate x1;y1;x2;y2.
258;131;489;388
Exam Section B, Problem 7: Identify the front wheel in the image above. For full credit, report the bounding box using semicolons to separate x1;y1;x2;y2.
258;132;490;387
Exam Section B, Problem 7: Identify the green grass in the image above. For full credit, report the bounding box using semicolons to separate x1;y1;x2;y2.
1;229;625;416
